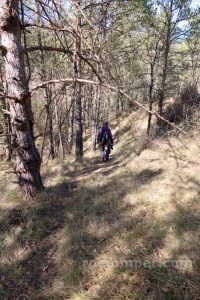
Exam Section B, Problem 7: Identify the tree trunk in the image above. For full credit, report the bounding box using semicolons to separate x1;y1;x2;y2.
68;99;75;154
0;66;11;160
147;50;158;135
92;84;101;150
74;77;83;160
157;44;170;126
147;83;153;135
157;3;172;126
44;87;55;159
74;1;83;161
1;95;11;160
36;0;55;160
55;98;64;157
0;0;43;199
92;87;97;151
82;84;87;134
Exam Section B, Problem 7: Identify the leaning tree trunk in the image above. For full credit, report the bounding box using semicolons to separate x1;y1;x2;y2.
0;0;43;199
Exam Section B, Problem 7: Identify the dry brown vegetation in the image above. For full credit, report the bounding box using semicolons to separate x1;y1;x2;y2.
1;110;200;299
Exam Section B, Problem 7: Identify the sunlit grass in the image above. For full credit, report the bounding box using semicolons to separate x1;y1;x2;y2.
1;110;200;299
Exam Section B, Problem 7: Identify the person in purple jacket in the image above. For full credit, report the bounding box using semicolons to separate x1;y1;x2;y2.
99;122;113;161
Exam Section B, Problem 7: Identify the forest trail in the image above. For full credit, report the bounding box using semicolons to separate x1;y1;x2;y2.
0;152;125;299
0;0;200;298
1;111;200;299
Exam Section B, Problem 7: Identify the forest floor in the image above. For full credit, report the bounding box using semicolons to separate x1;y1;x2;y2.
1;111;200;299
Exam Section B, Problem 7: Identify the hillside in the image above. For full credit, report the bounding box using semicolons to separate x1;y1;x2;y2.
1;110;200;299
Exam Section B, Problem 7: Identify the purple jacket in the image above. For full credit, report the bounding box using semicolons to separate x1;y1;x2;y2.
99;125;113;144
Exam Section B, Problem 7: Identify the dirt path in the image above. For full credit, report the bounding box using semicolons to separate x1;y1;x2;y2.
0;156;122;299
1;141;200;299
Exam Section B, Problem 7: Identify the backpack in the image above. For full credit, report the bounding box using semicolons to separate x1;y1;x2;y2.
101;129;110;144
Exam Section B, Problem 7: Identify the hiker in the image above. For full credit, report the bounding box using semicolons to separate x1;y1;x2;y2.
99;122;113;161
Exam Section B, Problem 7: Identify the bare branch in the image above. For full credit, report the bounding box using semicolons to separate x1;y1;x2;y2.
31;77;186;135
25;45;101;80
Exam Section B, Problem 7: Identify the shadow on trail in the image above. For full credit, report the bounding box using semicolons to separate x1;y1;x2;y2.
166;137;200;168
64;156;120;179
0;196;66;299
0;154;162;299
43;166;164;299
93;180;200;300
1;154;200;299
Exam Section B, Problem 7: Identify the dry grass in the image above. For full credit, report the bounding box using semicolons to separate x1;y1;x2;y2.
1;110;200;299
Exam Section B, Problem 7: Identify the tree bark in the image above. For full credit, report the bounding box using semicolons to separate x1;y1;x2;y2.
68;99;75;154
39;62;55;160
147;40;159;135
2;98;11;160
157;2;172;126
0;65;11;160
92;84;101;150
55;97;64;157
147;67;154;135
0;0;43;199
44;87;55;159
74;1;83;161
36;0;55;160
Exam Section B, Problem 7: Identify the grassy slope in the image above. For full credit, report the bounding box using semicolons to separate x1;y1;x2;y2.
1;111;200;299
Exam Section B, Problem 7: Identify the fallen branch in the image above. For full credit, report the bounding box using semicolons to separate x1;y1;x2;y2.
30;77;186;135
